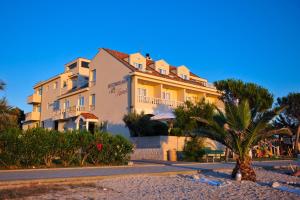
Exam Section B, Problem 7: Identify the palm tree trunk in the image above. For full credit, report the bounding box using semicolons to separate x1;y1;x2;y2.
232;157;256;181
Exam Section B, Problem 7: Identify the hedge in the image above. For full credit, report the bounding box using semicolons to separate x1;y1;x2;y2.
0;128;133;169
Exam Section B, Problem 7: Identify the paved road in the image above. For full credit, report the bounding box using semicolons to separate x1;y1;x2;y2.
0;160;297;182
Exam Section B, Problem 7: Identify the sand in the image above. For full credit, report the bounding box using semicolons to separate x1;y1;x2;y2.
2;169;300;200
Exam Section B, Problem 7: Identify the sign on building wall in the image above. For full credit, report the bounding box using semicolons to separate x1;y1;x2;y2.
107;79;128;96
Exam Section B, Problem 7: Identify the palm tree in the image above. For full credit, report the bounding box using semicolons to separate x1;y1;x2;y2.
0;81;16;131
0;80;5;91
194;100;290;181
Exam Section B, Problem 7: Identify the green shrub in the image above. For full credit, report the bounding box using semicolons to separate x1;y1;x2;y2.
89;132;133;165
0;128;22;167
57;131;81;167
0;128;134;168
78;130;95;166
182;137;205;162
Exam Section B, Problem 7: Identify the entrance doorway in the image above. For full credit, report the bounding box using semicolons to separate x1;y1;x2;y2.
54;121;58;130
88;122;95;133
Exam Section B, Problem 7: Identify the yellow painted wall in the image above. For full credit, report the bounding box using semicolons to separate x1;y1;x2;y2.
162;86;178;101
177;65;190;79
129;53;146;70
155;59;169;75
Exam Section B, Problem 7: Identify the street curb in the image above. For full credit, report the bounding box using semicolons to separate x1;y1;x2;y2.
0;170;197;189
0;164;165;173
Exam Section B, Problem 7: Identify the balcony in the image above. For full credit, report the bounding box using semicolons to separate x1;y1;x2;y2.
52;105;87;120
27;94;41;104
204;82;216;89
25;111;40;121
137;96;184;108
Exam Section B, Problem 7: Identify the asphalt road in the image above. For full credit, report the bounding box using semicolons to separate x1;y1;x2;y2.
0;160;297;182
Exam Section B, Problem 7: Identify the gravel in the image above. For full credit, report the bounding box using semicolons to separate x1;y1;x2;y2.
14;169;300;200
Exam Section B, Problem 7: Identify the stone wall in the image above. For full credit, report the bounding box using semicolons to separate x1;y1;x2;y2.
130;148;164;160
130;136;225;161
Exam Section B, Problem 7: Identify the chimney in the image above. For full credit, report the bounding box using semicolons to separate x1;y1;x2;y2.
145;53;151;60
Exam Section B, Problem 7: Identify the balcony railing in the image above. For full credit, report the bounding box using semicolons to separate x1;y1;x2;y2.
89;105;95;111
89;81;96;87
137;95;184;108
52;105;87;120
204;82;216;89
27;94;41;104
25;111;40;121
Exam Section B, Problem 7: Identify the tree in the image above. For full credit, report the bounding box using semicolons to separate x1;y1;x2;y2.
193;100;290;181
174;99;215;135
214;79;273;114
123;111;145;137
10;107;25;129
276;93;300;154
0;81;20;131
123;111;168;137
0;80;5;91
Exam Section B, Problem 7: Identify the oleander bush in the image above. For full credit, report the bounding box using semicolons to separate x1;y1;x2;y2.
0;128;133;169
88;132;133;165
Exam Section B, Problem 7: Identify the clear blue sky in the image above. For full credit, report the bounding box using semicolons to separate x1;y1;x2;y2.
0;0;299;112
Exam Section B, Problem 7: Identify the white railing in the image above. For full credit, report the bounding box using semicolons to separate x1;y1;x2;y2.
52;105;86;120
137;96;184;108
89;81;96;87
89;105;95;111
204;82;216;89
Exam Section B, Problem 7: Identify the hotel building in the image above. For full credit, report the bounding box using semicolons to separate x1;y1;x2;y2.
23;48;222;137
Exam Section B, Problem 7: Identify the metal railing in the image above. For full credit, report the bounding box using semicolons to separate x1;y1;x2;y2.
137;95;185;108
52;105;86;120
204;82;216;89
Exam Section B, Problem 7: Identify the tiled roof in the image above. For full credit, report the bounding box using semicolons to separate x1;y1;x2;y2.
80;113;98;120
146;59;154;66
104;49;129;60
102;48;212;89
103;48;136;71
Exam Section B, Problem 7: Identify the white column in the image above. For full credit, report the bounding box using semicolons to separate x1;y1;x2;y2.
86;121;89;131
76;121;79;130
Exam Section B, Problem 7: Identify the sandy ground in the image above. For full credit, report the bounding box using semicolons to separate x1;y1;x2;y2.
1;169;300;200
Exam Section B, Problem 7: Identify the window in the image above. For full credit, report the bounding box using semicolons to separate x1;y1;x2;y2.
65;100;70;109
38;87;42;96
53;100;60;110
53;82;58;89
159;68;167;74
138;88;147;97
92;70;96;82
134;62;143;70
72;79;77;89
63;81;67;88
81;61;89;68
162;91;171;100
79;96;84;106
180;74;188;80
37;105;41;112
90;94;95;106
67;62;77;70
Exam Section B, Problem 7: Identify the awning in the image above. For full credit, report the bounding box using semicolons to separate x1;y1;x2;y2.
75;113;99;123
150;112;175;121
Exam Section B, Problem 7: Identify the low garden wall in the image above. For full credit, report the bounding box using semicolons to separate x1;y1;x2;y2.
130;136;224;161
130;148;164;160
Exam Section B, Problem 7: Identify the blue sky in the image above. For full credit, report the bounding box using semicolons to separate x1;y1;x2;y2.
0;0;299;112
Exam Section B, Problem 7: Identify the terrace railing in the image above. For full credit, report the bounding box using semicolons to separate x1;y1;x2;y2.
137;95;185;108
